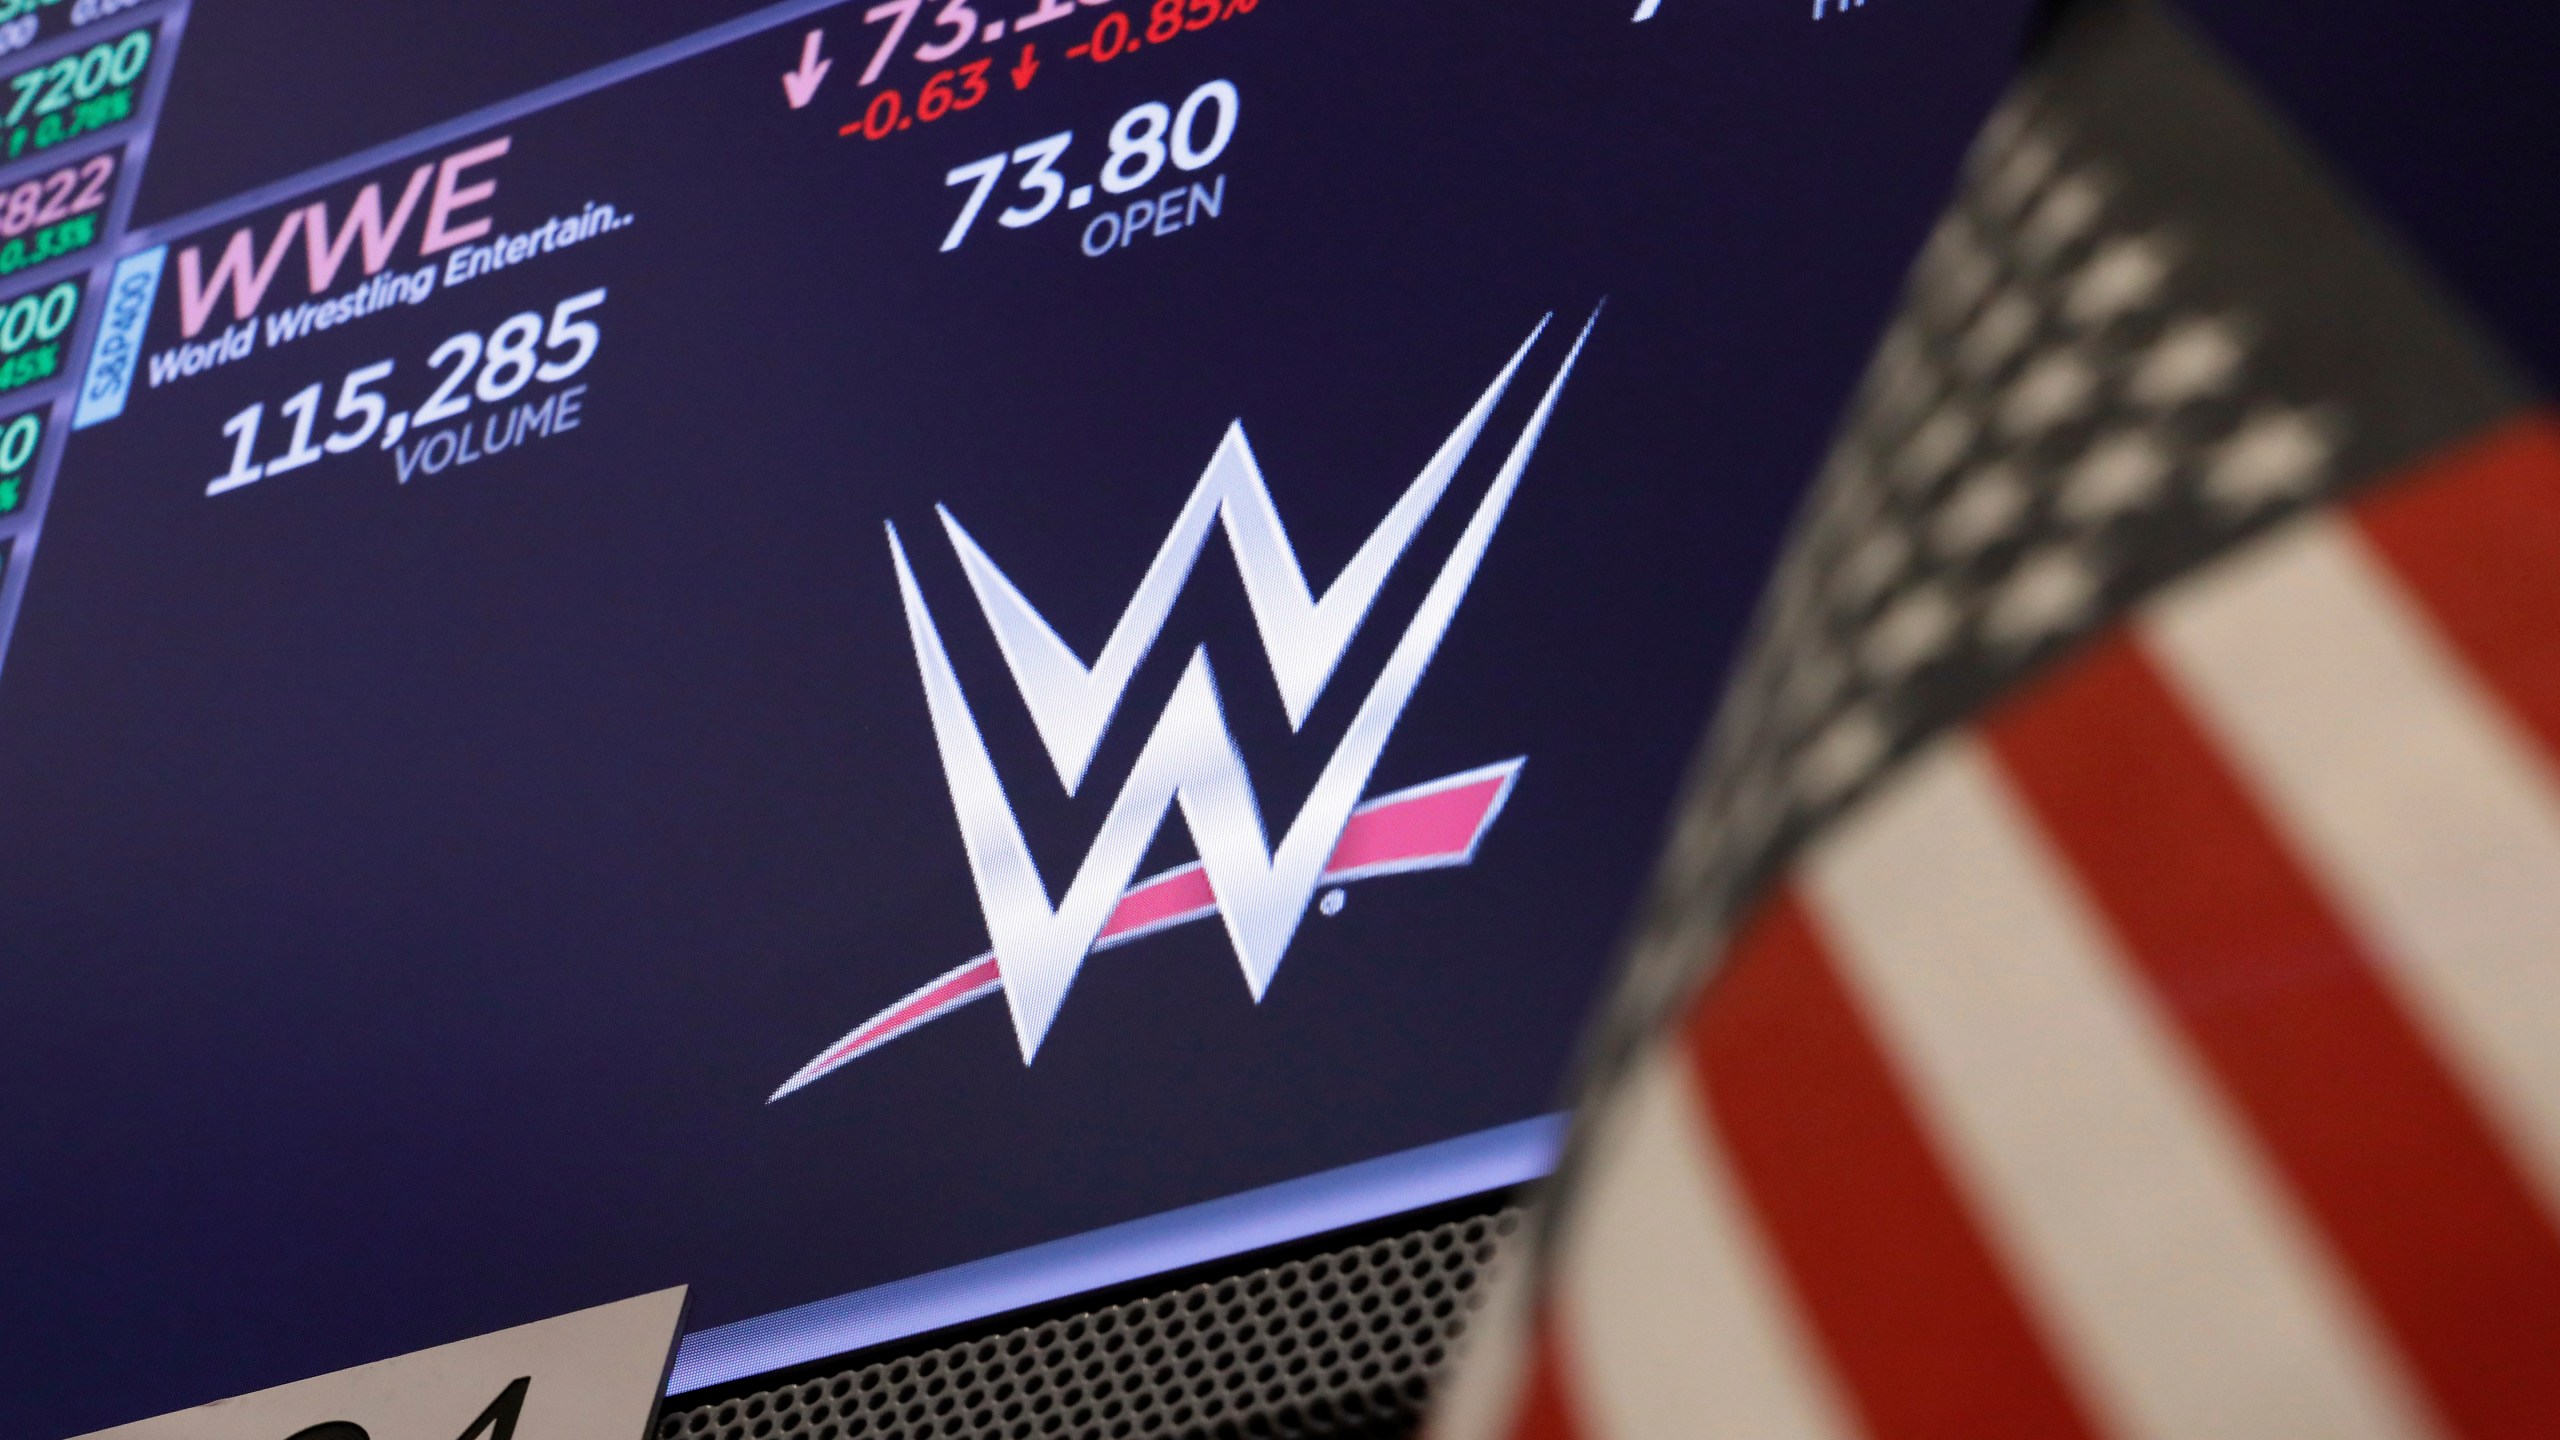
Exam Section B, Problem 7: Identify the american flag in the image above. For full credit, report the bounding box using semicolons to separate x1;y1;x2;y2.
1432;1;2560;1437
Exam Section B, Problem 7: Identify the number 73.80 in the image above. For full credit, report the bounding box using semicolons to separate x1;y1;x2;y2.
938;79;1236;252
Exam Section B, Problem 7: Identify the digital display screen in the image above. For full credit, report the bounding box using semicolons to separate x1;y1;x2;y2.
0;0;2027;1431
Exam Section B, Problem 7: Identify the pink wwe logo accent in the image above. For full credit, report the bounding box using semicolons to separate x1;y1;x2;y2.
769;759;1521;1100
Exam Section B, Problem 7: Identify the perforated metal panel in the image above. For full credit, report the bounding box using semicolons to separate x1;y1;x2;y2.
659;1208;1523;1440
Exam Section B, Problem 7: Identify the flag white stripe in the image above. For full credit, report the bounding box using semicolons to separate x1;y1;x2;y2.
1554;1044;1858;1440
2148;516;2560;1212
1805;740;2437;1440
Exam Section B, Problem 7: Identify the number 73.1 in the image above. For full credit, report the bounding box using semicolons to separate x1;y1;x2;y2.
855;0;1104;85
208;289;604;497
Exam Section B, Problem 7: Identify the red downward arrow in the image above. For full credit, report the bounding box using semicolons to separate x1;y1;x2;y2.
782;29;832;109
1010;42;1040;90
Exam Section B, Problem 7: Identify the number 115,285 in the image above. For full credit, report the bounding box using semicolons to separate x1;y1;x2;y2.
207;289;604;498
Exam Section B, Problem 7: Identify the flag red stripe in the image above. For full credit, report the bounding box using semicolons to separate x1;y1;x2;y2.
1507;1311;1588;1440
2353;411;2560;768
1685;889;2102;1440
1988;632;2560;1440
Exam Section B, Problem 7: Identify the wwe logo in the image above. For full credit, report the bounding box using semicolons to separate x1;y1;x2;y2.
772;312;1595;1096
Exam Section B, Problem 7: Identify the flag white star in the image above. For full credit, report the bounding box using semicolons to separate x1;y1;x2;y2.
1870;328;1939;425
1815;462;1885;541
1895;405;1979;489
2022;172;2109;261
1988;131;2061;215
2129;315;2248;407
1959;292;2039;377
1769;550;1835;646
1794;706;1891;805
2059;429;2173;524
2205;405;2337;511
1861;583;1962;679
1983;544;2102;646
2065;233;2174;327
1920;217;1998;320
1932;462;2032;558
1975;98;2030;167
1831;526;1913;609
1818;441;1874;503
2000;349;2098;437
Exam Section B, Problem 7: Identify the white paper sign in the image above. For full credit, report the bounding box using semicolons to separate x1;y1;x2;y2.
68;1287;688;1440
